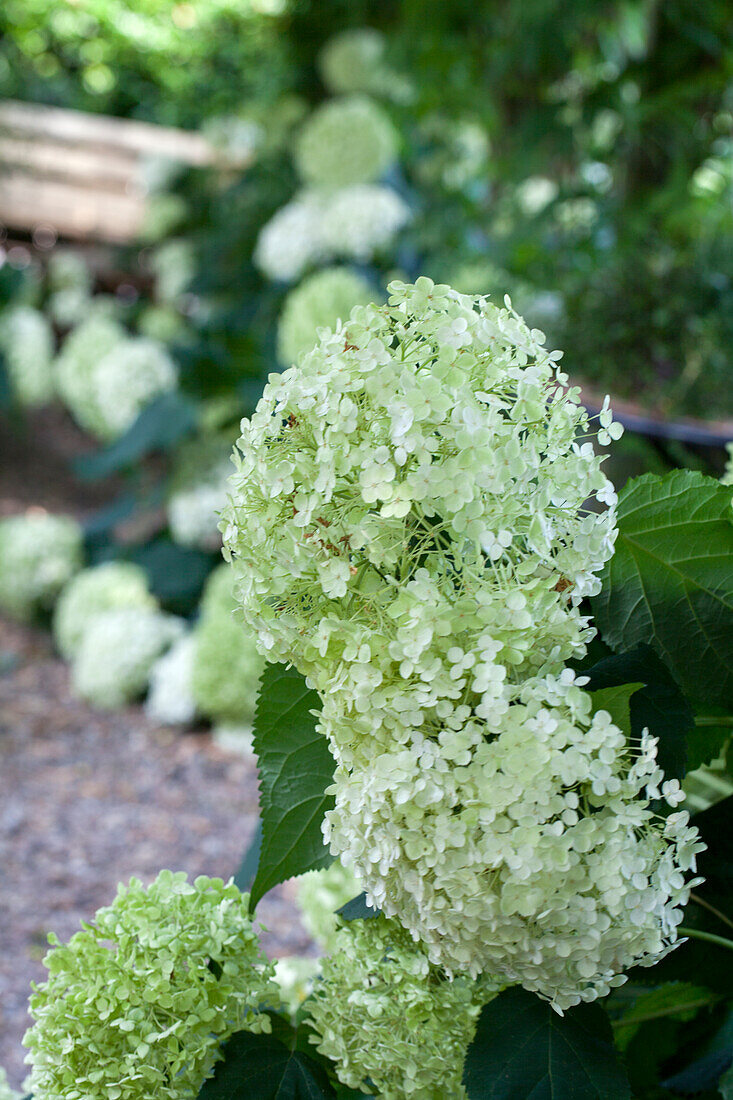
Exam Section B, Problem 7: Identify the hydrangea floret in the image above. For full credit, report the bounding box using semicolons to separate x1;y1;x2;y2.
146;633;197;726
294;96;398;188
23;871;279;1100
221;277;704;1011
71;607;184;709
0;511;83;621
307;915;485;1100
0;305;55;407
53;561;156;660
277;267;377;366
191;565;264;725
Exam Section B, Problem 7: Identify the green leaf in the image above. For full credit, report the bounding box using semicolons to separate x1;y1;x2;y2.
198;1016;336;1099
73;390;198;479
127;538;215;615
592;470;733;713
589;683;643;738
250;664;334;909
233;820;262;893
720;1062;733;1099
337;893;381;921
462;988;630;1100
582;645;693;780
612;982;719;1050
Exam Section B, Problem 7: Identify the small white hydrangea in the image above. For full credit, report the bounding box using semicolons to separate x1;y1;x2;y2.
23;871;279;1100
0;305;55;407
254;191;328;282
295;96;398;188
0;1067;21;1100
273;956;321;1016
255;186;410;282
191;565;264;725
145;633;197;726
318;28;388;95
0;511;83;621
167;440;231;550
307;916;484;1100
324;672;706;1010
277;267;377;365
71;607;183;709
54;313;125;436
721;442;733;486
53;561;156;660
295;859;362;954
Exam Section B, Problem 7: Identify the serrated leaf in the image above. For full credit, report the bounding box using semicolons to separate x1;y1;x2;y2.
74;390;198;479
198;1017;335;1099
250;664;334;909
582;645;693;780
592;470;733;713
613;983;718;1051
462;987;630;1100
589;683;643;738
337;893;381;921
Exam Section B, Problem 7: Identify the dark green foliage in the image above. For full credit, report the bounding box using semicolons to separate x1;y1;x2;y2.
249;664;334;908
336;893;381;921
73;391;198;480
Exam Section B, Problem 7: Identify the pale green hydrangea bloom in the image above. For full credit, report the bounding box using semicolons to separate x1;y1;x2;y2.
47;249;93;327
295;859;362;954
318;29;390;96
255;186;410;282
277;267;377;366
23;871;279;1100
191;565;264;725
0;305;55;407
307;916;484;1099
273;956;321;1016
0;511;83;621
721;442;733;485
145;633;197;726
167;438;231;550
56;318;176;441
53;561;156;660
150;238;196;304
0;1067;21;1100
325;670;704;1010
71;607;183;709
295;96;398;189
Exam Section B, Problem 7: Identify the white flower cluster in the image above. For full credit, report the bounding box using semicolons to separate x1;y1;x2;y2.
0;1067;21;1100
191;565;264;726
151;238;196;304
277;267;376;366
295;96;398;189
307;916;483;1100
318;28;414;103
146;633;197;726
55;317;177;441
53;561;156;660
222;278;704;1010
255;186;410;282
0;305;55;407
295;859;362;954
71;607;183;709
167;439;232;550
0;511;83;621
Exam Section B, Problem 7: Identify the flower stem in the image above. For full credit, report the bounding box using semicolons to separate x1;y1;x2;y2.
679;926;733;953
694;716;733;727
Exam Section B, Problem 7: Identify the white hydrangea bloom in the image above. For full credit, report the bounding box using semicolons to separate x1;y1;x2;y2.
307;916;484;1100
254;192;328;282
222;278;617;685
0;305;55;407
150;238;196;303
167;441;231;550
295;96;398;188
319;184;411;262
72;608;184;710
318;28;387;95
47;249;93;327
277;266;377;365
0;1067;21;1100
721;441;733;486
146;633;197;726
273;956;321;1016
91;337;177;441
324;672;705;1010
54;314;125;436
0;511;83;621
295;859;362;954
53;561;156;660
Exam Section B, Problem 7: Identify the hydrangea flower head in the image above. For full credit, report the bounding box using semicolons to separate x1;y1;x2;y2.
254;191;328;283
167;437;232;550
295;858;361;953
0;511;83;621
277;267;377;366
0;1067;21;1100
47;250;93;327
191;565;264;725
295;96;398;188
23;871;279;1100
146;633;197;726
71;607;183;709
0;305;55;407
54;313;126;436
53;561;156;660
307;915;485;1099
318;29;389;96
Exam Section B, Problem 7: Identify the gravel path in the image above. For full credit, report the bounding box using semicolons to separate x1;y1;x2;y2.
0;615;312;1090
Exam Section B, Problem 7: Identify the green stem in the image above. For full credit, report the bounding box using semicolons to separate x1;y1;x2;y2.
679;926;733;953
694;716;733;727
690;892;733;933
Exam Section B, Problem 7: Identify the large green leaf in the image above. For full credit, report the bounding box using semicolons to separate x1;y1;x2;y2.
592;471;733;713
198;1015;335;1099
74;390;198;479
250;664;334;909
462;988;630;1100
582;645;693;780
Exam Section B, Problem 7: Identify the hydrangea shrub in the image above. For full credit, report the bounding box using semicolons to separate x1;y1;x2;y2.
53;561;156;660
0;511;83;621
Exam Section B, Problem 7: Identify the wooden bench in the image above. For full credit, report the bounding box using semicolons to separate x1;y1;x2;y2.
0;99;246;244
